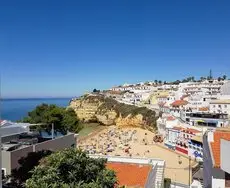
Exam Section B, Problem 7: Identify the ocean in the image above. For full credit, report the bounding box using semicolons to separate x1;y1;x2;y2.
1;98;71;121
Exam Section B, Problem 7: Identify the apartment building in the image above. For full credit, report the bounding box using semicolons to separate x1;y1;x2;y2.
170;100;189;117
184;112;229;128
1;131;77;178
188;136;203;162
210;99;230;116
175;128;201;155
156;115;180;137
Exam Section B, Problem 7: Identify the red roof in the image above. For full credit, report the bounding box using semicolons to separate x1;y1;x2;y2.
182;128;201;134
107;162;151;187
172;126;183;131
167;116;175;121
171;100;188;107
198;107;209;112
210;131;230;168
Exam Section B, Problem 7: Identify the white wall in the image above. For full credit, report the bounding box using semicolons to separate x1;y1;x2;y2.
167;130;180;144
221;139;230;174
188;147;203;162
212;170;225;188
210;103;230;114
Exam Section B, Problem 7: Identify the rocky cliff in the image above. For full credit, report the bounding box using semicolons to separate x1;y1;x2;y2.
69;94;158;130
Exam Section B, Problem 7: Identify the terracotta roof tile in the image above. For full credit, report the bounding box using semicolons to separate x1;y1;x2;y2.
210;131;230;168
198;107;209;112
107;162;151;187
182;128;201;134
172;126;183;131
167;116;175;121
171;100;188;107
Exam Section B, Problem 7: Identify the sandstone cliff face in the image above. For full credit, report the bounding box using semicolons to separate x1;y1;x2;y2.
69;94;157;128
69;95;101;122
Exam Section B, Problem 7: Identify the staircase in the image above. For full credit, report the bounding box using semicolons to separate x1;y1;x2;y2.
155;163;165;188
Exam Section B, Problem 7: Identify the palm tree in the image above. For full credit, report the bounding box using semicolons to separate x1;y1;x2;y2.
223;75;227;80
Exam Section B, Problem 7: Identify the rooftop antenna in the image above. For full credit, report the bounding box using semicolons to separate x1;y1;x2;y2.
209;69;213;80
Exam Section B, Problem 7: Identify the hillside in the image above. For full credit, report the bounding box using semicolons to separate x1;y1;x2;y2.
69;94;158;131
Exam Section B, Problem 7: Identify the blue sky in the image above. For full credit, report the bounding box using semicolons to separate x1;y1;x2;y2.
1;0;230;98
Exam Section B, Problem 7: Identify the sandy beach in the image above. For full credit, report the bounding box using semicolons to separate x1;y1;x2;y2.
78;126;197;185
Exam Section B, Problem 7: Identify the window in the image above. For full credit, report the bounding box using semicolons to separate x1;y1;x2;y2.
2;168;6;180
213;105;215;108
225;105;227;108
218;105;221;108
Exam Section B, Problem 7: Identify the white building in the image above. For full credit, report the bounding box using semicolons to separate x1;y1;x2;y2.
165;126;182;150
203;129;230;188
156;115;180;137
221;81;230;95
169;100;189;117
175;128;201;155
183;112;229;128
210;99;230;117
188;136;203;162
111;83;157;92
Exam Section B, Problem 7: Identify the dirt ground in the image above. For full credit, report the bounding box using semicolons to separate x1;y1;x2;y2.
78;126;196;185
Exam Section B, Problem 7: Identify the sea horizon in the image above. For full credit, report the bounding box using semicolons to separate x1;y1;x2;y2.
2;97;75;101
1;98;73;121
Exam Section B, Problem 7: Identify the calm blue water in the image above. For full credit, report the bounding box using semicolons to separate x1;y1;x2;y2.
1;98;71;121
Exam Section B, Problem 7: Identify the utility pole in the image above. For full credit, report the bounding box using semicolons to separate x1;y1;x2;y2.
51;123;54;140
189;156;191;186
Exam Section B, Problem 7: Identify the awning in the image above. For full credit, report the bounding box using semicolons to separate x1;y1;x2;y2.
197;120;205;123
206;120;218;124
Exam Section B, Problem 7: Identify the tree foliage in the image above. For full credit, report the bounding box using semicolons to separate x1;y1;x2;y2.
93;88;100;93
21;104;80;134
223;75;227;80
9;150;52;188
25;149;117;188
